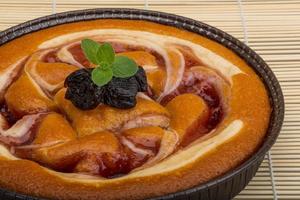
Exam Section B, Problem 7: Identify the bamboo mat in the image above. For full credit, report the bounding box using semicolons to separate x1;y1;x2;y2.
0;0;299;199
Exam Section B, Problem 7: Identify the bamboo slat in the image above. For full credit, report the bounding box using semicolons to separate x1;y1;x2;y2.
0;0;299;199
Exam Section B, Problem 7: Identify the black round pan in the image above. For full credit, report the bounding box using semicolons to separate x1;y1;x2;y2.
0;8;284;200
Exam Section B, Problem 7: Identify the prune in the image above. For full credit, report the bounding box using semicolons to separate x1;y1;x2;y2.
64;66;148;110
101;77;138;109
134;66;148;92
98;66;148;109
64;68;100;110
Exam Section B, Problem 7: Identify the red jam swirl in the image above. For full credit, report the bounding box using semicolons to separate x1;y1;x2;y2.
2;40;227;178
43;50;61;63
160;72;224;147
0;103;18;126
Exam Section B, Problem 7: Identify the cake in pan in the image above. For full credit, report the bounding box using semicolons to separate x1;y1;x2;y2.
0;19;270;200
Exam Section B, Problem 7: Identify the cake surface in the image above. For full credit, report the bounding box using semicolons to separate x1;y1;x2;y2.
0;19;270;200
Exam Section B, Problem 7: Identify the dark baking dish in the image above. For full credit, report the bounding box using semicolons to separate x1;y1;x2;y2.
0;8;284;200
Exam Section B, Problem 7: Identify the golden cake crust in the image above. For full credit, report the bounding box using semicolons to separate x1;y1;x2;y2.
0;19;270;200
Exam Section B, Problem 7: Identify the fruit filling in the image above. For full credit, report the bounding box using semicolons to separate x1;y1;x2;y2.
0;38;230;178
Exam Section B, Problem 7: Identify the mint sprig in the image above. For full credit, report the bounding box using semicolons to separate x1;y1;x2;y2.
81;39;138;86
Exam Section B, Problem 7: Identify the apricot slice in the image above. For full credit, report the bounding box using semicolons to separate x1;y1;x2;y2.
14;113;76;158
118;51;157;67
166;93;209;143
54;88;170;137
34;62;78;89
32;113;77;145
5;73;56;118
31;131;122;175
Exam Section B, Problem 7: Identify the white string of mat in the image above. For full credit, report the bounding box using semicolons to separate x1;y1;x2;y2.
52;0;56;14
144;0;149;9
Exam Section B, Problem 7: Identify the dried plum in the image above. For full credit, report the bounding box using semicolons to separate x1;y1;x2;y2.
64;66;148;110
101;77;138;109
134;67;148;92
98;66;148;109
64;68;100;110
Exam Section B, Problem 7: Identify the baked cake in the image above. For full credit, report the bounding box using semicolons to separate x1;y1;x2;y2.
0;19;271;200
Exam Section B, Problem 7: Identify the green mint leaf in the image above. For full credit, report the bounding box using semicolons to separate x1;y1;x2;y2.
97;43;115;65
112;56;138;78
91;67;113;86
100;62;110;70
81;39;101;65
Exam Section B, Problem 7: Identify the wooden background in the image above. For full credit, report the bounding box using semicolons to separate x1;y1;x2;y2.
0;0;299;199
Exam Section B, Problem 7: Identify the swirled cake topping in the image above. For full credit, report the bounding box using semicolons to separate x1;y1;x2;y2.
0;28;244;179
63;39;147;110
